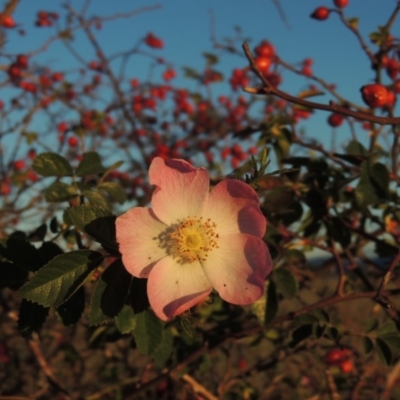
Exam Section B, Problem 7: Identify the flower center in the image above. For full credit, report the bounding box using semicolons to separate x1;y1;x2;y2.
161;216;219;264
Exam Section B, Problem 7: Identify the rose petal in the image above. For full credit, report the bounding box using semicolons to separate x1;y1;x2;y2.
147;257;212;320
202;233;272;304
116;207;167;278
149;157;210;225
205;180;266;237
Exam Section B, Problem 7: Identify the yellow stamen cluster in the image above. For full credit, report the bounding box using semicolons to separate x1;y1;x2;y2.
161;216;219;264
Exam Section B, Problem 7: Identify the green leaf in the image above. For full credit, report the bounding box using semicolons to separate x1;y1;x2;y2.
0;261;28;289
82;190;110;210
182;66;201;80
383;336;400;353
283;249;306;267
130;278;150;314
75;152;106;176
44;181;78;202
18;300;49;337
377;321;398;338
115;305;138;334
56;286;85;326
355;161;389;206
294;313;319;325
365;317;379;333
347;17;359;29
264;280;278;325
0;237;42;272
312;308;330;323
84;215;119;255
133;309;164;355
273;268;298;298
325;326;339;341
153;327;173;366
98;182;127;205
66;204;112;232
203;52;219;65
376;338;392;365
289;324;313;348
362;336;374;354
33;152;73;177
346;140;369;157
28;224;47;242
100;259;132;318
19;250;102;307
89;278;112;326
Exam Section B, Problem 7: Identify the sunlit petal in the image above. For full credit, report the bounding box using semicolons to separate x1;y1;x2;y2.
205;179;266;236
149;157;209;225
147;257;212;320
116;207;167;278
202;233;272;304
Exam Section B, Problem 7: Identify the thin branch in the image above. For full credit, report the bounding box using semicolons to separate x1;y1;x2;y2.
242;42;400;126
375;250;400;308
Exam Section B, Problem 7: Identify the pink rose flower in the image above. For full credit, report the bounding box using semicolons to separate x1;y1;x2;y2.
116;157;272;320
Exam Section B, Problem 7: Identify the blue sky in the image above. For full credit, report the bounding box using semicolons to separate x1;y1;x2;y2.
4;0;400;156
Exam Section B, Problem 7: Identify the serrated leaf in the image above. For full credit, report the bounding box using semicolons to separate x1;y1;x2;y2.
89;278;112;326
294;313;319;325
66;204;112;231
37;241;64;265
355;161;389;206
98;182;127;205
283;249;306;267
133;309;163;355
273;268;298;298
33;152;73;177
376;337;392;365
383;336;400;353
100;259;132;318
203;52;218;65
82;189;110;210
18;300;49;337
377;321;398;337
346;140;369;157
265;280;278;325
44;181;78;202
0;261;28;289
130;277;150;314
85;215;119;255
75;151;105;176
313;323;325;338
153;328;173;366
0;237;42;272
50;217;59;233
325;326;339;340
289;324;313;348
365;317;379;333
28;224;47;242
56;286;85;326
362;336;374;354
19;250;102;307
312;308;330;323
115;305;138;334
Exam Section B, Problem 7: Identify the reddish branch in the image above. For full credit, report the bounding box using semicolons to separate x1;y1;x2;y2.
242;42;400;126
